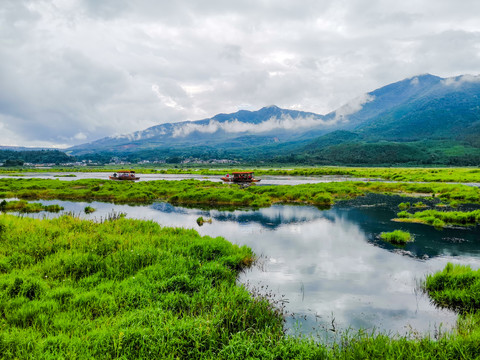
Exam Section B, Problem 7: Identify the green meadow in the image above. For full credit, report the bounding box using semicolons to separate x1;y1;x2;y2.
1;214;480;359
1;177;480;209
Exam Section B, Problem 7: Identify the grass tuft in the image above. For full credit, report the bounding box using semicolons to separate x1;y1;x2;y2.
380;230;413;245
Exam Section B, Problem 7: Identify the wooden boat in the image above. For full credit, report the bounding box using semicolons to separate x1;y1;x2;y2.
109;170;140;181
221;171;260;183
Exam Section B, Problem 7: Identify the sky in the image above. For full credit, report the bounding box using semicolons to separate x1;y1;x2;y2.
1;0;480;148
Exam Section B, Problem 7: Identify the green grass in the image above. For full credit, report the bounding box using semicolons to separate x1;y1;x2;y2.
380;230;413;245
0;214;286;359
196;217;212;226
2;177;480;210
395;209;480;228
1;215;480;358
84;206;96;214
0;200;63;213
425;263;480;314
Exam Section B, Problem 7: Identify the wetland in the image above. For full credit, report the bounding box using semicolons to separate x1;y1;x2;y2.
2;169;480;358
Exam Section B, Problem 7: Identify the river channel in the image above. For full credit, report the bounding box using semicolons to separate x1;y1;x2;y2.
7;193;480;341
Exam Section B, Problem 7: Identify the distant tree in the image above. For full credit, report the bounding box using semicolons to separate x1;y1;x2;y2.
4;159;24;167
166;156;182;164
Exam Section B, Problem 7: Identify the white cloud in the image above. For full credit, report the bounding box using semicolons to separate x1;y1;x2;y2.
442;74;480;87
172;114;337;137
334;93;375;121
1;0;480;147
410;77;420;85
74;132;87;140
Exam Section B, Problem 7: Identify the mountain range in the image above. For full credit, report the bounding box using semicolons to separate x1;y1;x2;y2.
69;74;480;165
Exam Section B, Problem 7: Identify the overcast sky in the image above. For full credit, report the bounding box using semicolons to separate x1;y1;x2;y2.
1;0;480;148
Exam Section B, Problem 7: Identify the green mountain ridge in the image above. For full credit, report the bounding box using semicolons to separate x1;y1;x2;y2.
70;74;480;165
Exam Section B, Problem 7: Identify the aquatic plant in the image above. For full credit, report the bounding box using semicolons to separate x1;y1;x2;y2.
425;263;480;314
398;202;410;210
196;216;212;226
84;206;96;214
379;230;413;245
413;201;427;208
0;200;64;213
395;209;480;228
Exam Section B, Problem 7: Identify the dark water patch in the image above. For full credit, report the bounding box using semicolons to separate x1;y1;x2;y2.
332;193;480;259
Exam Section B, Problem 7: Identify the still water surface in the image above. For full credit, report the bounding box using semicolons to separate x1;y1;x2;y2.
9;194;480;340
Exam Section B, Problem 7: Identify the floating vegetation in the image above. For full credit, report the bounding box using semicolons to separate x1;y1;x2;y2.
413;201;428;208
380;230;413;245
196;216;212;226
395;209;480;228
84;206;96;214
398;202;411;210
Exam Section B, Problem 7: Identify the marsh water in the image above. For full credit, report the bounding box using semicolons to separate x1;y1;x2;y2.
9;193;480;341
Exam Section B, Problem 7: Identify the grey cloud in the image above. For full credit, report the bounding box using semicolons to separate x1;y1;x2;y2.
1;0;480;146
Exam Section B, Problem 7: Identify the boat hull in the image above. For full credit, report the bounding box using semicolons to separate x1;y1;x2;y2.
221;177;260;183
109;176;140;181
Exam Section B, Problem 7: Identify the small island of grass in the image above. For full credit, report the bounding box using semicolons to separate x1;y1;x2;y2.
379;230;413;245
0;199;63;213
395;209;480;228
84;206;96;214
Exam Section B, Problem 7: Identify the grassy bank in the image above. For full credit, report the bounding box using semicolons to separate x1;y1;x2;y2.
1;178;480;209
1;215;480;358
0;214;292;358
2;166;480;183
